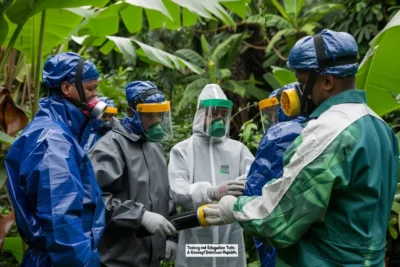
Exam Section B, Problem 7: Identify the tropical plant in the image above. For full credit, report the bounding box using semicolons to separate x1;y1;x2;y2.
331;0;400;60
175;33;269;110
262;0;345;56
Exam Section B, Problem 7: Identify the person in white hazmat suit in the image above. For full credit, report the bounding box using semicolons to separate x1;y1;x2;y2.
168;84;254;267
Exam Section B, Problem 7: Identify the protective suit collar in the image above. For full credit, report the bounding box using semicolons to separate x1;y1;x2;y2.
113;118;141;142
310;89;364;118
121;113;142;136
192;84;228;143
39;93;88;139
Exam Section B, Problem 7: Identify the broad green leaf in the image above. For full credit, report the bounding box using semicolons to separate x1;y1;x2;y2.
357;20;400;116
172;0;235;27
120;4;142;33
4;9;84;63
271;0;290;21
389;215;398;226
0;0;14;46
201;34;211;57
2;237;24;263
107;36;136;63
211;33;242;63
71;35;88;45
388;225;398;239
301;22;321;36
283;0;296;14
241;121;258;143
265;14;292;29
0;0;14;14
6;0;108;24
0;14;8;46
0;131;15;146
134;40;203;74
126;0;172;20
182;7;197;27
175;49;205;68
178;78;211;111
302;4;345;24
145;8;164;30
266;28;296;53
271;66;297;86
163;0;182;29
392;200;400;214
245;14;265;24
263;73;281;90
239;82;269;100
223;80;246;97
99;39;115;55
77;3;123;36
220;0;246;19
219;33;243;69
295;0;306;18
216;69;231;80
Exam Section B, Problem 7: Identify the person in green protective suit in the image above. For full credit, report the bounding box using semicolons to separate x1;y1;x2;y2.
202;29;399;266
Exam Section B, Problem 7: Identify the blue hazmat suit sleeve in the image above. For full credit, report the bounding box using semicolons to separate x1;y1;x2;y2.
88;132;145;230
23;133;99;267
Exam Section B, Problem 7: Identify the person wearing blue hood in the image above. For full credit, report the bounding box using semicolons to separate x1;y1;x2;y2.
202;29;398;266
243;82;307;267
88;81;178;267
4;52;107;266
81;96;118;153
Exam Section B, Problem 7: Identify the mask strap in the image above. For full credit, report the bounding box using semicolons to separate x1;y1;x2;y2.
75;57;86;103
130;88;162;108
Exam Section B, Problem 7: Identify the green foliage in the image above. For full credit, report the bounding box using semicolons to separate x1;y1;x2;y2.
264;0;345;54
0;131;15;146
331;0;400;60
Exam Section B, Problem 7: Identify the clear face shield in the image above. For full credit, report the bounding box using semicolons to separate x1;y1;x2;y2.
136;101;173;142
98;106;118;131
259;97;279;133
199;99;233;138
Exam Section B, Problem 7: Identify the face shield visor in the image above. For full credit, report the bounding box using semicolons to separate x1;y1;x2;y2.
98;106;118;131
199;99;232;138
136;101;173;142
258;97;279;133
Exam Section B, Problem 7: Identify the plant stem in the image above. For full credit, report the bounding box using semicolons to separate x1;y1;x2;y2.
32;10;46;118
230;103;258;121
0;21;25;72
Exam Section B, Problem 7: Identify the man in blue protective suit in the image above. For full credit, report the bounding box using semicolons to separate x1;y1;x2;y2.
4;52;107;267
243;82;307;267
88;81;178;267
81;96;118;153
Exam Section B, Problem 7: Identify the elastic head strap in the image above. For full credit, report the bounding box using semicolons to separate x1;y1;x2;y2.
130;88;162;107
313;33;357;71
299;33;358;115
75;57;86;103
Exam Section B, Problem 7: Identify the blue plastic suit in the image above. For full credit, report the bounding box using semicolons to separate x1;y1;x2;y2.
5;53;105;267
243;83;307;267
121;81;164;135
81;97;116;153
287;29;358;77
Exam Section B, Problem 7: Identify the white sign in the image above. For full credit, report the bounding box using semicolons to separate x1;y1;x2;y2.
185;244;238;257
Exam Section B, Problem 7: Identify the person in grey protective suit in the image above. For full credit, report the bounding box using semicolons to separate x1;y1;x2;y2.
168;84;255;267
88;81;177;267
